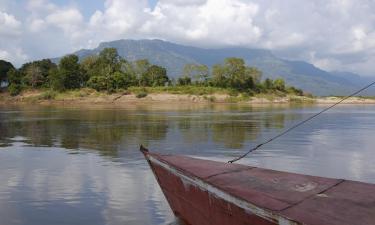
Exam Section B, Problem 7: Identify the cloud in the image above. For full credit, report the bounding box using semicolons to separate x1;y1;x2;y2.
0;11;26;65
141;0;261;46
0;11;21;37
0;0;375;76
85;0;151;46
0;47;28;65
45;8;84;39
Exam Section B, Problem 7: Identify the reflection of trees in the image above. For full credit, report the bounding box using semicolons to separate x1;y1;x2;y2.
0;106;170;158
175;113;265;150
177;116;210;144
0;104;295;155
263;113;286;129
211;119;260;149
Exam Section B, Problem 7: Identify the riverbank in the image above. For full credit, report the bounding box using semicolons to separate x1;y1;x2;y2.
1;88;375;105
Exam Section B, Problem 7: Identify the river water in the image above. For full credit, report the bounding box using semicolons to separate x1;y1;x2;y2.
0;103;374;225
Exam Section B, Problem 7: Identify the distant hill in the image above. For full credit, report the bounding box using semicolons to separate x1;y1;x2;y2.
53;39;374;96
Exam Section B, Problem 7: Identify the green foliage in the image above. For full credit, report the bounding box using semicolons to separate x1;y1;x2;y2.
177;76;191;86
3;51;305;98
7;68;23;95
58;54;83;89
87;76;108;91
49;67;65;91
286;86;303;96
211;58;260;91
183;64;209;85
98;48;121;73
273;78;285;91
0;60;14;83
140;65;169;86
39;90;58;100
212;64;227;87
20;59;57;88
83;49;139;92
136;92;148;98
111;71;137;89
263;78;273;90
8;84;22;96
80;55;99;79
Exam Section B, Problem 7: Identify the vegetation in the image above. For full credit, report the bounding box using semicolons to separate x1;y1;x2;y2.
3;48;305;99
0;60;14;85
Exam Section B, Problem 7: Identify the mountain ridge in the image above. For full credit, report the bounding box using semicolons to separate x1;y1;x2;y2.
53;39;373;96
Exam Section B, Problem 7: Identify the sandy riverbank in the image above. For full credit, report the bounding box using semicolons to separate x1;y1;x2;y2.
1;90;375;105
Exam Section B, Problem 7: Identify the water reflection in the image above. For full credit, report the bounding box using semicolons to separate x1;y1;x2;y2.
0;104;291;155
0;103;375;225
0;144;174;225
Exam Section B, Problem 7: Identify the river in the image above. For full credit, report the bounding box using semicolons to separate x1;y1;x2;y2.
0;103;374;225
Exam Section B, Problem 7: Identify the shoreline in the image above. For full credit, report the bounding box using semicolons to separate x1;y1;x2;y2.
1;89;375;105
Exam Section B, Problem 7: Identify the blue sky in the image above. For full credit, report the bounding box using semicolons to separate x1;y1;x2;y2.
1;0;375;76
31;0;158;17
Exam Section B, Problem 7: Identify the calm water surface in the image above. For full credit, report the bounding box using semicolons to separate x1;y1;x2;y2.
0;103;375;225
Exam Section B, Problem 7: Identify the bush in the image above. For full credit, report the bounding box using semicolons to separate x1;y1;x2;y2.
177;76;191;86
286;86;303;96
136;92;148;98
273;78;285;91
39;90;57;100
87;76;108;91
228;89;239;96
8;84;21;96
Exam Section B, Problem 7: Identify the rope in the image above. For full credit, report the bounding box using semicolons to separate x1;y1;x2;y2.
228;81;375;163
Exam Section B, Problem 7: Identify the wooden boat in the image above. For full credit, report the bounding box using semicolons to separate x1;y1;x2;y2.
140;146;375;225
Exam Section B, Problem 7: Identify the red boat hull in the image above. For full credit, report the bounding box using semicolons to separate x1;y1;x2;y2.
141;146;375;225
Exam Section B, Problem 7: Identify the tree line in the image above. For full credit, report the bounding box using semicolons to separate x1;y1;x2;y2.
0;48;304;96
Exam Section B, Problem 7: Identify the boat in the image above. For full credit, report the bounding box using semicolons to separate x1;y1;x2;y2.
140;145;375;225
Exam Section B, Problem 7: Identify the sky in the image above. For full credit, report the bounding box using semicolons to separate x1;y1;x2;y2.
0;0;375;76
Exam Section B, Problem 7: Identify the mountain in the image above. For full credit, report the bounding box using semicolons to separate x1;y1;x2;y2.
54;39;374;96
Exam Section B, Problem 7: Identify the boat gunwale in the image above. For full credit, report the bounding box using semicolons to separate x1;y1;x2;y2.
145;152;301;225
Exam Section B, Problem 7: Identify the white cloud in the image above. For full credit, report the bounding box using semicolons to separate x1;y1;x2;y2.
45;8;84;39
88;0;150;39
1;0;375;75
0;47;28;65
26;0;56;13
29;18;46;32
141;0;261;46
0;11;21;37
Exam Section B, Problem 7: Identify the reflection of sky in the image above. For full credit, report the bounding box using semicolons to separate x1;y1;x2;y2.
0;145;174;225
1;104;375;224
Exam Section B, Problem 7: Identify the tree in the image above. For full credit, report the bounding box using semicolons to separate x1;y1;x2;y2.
141;65;169;86
273;78;285;91
7;68;22;95
97;48;121;74
0;60;14;84
133;59;150;85
111;71;137;90
87;76;108;91
263;78;273;90
58;54;83;89
80;55;99;79
177;76;192;86
245;67;262;84
223;58;248;90
20;59;57;88
49;67;65;91
24;64;43;88
212;58;258;91
211;64;227;88
183;64;209;85
286;86;303;96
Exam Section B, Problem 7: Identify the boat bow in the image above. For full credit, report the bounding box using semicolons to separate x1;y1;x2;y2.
140;146;375;225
